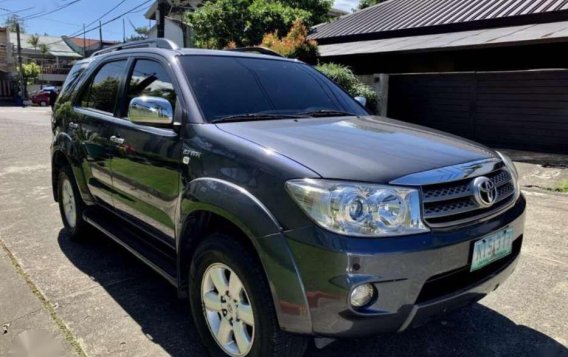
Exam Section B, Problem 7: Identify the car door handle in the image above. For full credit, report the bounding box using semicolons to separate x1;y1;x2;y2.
69;122;79;129
110;136;125;145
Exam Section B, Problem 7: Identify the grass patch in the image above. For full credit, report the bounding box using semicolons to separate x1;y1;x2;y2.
555;180;568;193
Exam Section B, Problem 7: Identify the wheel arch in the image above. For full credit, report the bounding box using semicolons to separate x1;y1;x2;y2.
51;133;92;204
177;178;313;334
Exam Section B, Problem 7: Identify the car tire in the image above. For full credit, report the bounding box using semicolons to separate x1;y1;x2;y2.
57;166;89;241
189;234;308;357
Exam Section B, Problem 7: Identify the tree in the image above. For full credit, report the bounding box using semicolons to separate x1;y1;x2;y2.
27;35;40;51
18;62;41;85
260;20;318;62
128;26;150;42
186;0;329;49
316;63;378;111
358;0;385;9
38;43;50;56
4;14;25;33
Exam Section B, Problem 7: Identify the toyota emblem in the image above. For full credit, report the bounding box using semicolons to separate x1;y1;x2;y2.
471;177;498;207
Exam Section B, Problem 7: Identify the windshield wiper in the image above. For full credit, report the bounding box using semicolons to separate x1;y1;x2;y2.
296;109;358;117
211;113;302;123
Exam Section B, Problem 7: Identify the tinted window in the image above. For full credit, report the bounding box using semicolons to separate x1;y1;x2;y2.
60;60;91;97
180;56;367;121
126;59;177;112
80;60;127;114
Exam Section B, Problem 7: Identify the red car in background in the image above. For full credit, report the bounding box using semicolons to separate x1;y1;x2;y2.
31;89;56;106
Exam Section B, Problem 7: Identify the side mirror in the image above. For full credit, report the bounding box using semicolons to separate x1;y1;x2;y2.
355;96;367;107
128;96;173;125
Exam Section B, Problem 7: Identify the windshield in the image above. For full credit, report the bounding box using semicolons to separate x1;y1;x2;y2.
180;55;368;122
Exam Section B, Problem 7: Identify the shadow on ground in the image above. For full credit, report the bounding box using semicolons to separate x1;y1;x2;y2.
58;229;567;357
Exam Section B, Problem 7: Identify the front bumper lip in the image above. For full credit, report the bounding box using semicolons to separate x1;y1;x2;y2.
400;249;519;332
282;195;526;337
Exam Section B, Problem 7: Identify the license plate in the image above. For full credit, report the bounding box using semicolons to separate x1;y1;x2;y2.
471;228;514;272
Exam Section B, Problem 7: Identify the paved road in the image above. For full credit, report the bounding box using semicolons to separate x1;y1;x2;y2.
0;107;567;357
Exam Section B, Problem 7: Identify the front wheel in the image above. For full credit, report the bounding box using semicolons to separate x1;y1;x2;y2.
189;234;308;357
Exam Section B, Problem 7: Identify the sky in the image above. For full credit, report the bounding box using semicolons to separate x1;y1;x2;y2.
0;0;359;42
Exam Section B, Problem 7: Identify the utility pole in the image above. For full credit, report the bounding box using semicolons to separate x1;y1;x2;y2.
83;24;86;57
15;22;26;103
122;18;126;43
99;21;103;50
157;0;167;38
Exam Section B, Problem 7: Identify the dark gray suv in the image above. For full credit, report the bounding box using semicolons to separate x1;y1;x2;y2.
51;39;525;357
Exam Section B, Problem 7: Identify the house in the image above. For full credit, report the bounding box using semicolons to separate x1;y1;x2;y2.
0;27;14;99
310;0;568;74
145;0;353;48
63;36;119;57
145;0;197;48
309;0;568;152
8;32;82;87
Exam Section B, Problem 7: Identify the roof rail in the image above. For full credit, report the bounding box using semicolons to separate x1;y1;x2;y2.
91;38;179;57
228;46;283;58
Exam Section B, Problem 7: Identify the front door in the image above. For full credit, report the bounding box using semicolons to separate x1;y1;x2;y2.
109;58;181;242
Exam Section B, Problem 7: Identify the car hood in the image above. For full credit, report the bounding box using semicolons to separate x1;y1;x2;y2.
216;116;498;183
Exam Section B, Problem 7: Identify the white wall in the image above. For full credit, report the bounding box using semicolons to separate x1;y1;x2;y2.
148;18;185;48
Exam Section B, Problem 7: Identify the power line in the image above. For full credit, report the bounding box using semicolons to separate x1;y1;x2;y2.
27;0;154;47
83;0;128;30
23;0;86;20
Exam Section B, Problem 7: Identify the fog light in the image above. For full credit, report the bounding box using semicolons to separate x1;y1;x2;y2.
350;283;375;308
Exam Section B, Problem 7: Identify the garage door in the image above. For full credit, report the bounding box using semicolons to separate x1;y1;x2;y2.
387;70;568;153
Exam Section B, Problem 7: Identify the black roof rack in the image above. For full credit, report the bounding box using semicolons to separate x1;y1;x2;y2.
228;46;283;57
91;38;179;57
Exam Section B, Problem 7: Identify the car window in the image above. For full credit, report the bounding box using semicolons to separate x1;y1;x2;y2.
59;60;90;96
80;60;127;114
126;59;177;115
180;56;368;122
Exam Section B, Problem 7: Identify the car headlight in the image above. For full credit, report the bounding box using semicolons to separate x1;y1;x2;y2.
497;151;521;200
286;179;429;237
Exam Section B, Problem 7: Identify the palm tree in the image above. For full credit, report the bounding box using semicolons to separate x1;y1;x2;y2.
27;35;40;51
38;43;50;67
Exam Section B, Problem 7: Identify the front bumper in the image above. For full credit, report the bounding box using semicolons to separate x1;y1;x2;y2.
284;195;526;337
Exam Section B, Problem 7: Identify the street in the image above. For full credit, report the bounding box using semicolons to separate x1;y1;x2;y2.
0;107;566;357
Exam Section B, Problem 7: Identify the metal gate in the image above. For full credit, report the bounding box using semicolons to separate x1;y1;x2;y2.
387;70;568;153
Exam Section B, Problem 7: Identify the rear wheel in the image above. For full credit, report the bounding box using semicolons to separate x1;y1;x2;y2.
57;166;89;240
189;234;308;357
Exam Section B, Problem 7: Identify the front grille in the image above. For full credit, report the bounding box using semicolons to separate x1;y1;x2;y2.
422;166;516;227
415;235;522;304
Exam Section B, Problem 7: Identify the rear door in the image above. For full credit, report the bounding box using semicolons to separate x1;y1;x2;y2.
74;59;129;209
109;57;182;243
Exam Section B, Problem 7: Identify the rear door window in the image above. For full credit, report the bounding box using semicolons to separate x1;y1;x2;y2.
80;60;128;115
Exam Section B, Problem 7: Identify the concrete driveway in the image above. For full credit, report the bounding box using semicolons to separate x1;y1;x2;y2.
0;107;566;357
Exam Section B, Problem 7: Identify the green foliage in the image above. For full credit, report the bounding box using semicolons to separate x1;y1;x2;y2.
27;35;39;50
4;14;24;33
555;180;568;193
82;78;120;113
18;62;41;80
128;26;150;42
260;20;318;62
359;0;385;9
186;0;330;49
316;63;377;110
38;43;50;56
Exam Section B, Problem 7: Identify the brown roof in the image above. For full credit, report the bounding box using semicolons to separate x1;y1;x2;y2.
309;0;568;44
69;37;118;48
